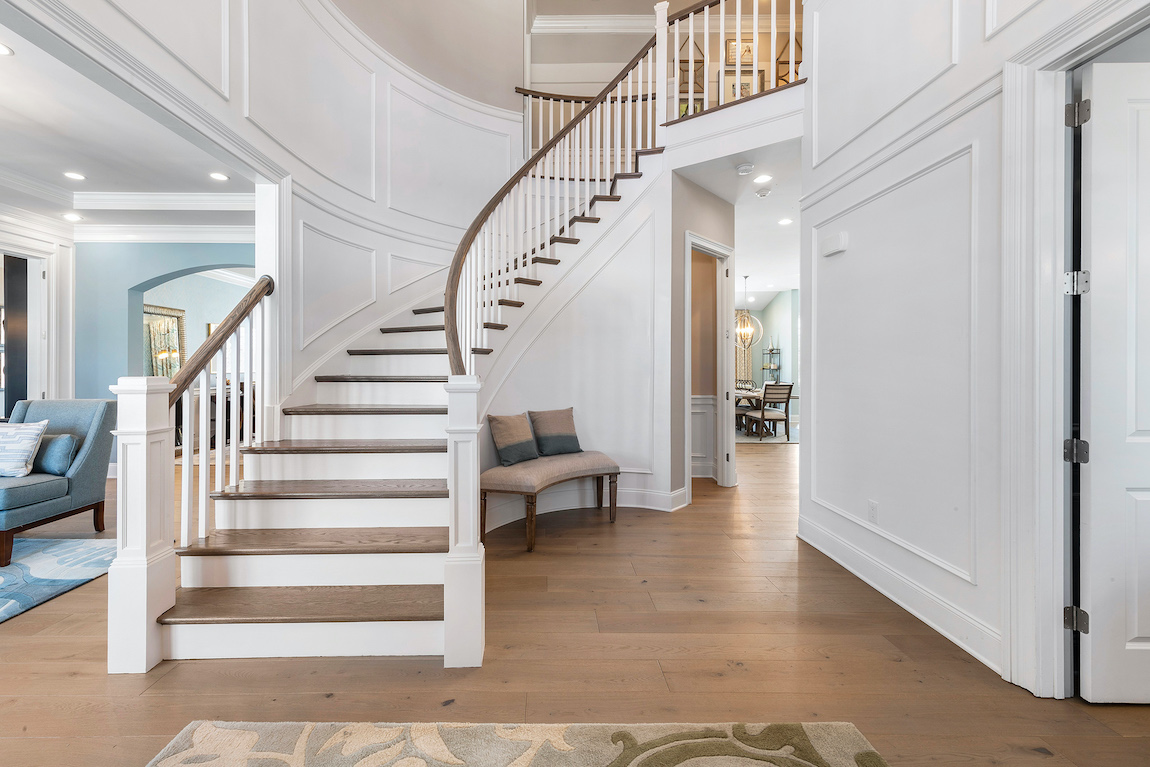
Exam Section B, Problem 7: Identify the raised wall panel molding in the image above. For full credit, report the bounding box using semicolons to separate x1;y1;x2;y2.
809;146;980;585
296;221;377;350
811;0;959;167
386;83;513;231
0;166;73;208
106;0;230;98
985;0;1044;40
245;0;376;200
71;224;255;242
72;192;257;211
388;253;449;295
291;186;460;251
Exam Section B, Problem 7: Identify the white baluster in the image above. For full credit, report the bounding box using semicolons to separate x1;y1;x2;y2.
614;83;623;177
655;2;669;141
647;49;655;147
772;0;778;89
674;19;681;119
753;0;760;94
626;64;634;171
789;0;796;83
228;333;240;487
197;369;210;539
244;315;254;449
703;9;710;109
252;303;262;445
688;11;695;116
215;350;226;498
719;0;726;105
180;388;194;547
735;0;742;101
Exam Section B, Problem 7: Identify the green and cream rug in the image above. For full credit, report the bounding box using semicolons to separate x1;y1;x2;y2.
148;721;889;767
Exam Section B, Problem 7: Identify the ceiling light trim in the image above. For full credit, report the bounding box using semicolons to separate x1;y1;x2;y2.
72;224;255;243
72;192;257;211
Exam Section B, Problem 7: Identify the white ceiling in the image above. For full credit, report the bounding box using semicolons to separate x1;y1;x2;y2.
0;23;253;226
676;138;801;300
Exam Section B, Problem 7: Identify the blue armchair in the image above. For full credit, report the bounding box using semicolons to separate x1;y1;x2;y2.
0;399;117;566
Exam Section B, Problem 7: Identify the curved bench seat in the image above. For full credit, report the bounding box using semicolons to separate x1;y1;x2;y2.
480;450;620;551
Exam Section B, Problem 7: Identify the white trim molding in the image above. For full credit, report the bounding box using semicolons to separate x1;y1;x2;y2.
72;192;256;211
200;268;257;287
0;165;74;209
531;14;655;35
72;224;255;242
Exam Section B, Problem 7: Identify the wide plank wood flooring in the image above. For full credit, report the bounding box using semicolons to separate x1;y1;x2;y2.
2;444;1148;766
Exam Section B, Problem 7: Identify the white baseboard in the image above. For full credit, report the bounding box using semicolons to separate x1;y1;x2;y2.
107;464;118;480
797;514;1003;674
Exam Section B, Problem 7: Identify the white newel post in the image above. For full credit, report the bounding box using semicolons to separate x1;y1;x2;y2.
443;375;485;667
655;1;669;144
107;377;176;674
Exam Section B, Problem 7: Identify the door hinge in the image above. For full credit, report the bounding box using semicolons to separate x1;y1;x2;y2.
1066;99;1091;128
726;452;730;462
726;269;729;278
726;391;730;401
1064;438;1090;464
1064;270;1090;295
1064;606;1090;633
41;271;46;280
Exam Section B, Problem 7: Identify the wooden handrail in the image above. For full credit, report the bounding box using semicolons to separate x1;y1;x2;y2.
444;35;656;376
515;87;592;103
167;275;274;408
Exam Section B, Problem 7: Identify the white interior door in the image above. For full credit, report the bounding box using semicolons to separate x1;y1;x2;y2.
1080;62;1150;703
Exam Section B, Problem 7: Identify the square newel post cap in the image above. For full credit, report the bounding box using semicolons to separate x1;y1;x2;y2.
109;376;177;395
110;377;176;432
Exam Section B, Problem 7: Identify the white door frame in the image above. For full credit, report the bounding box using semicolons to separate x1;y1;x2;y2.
684;230;736;500
1001;0;1150;699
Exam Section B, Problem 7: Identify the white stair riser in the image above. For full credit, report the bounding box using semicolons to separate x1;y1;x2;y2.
245;452;448;480
180;552;447;588
346;355;450;376
162;621;444;659
288;413;448;440
316;381;449;405
375;331;448;349
215;497;450;529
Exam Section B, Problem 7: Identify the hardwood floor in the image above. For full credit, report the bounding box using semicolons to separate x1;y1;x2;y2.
2;444;1148;766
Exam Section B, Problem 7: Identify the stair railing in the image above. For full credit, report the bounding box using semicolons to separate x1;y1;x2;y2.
108;275;274;673
444;5;669;377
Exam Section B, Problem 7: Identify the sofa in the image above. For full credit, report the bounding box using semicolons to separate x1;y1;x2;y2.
0;399;117;567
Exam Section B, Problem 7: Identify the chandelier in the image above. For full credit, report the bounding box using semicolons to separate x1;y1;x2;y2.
735;275;763;350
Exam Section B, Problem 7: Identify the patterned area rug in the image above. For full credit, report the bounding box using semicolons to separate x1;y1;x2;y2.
0;538;117;622
148;722;890;767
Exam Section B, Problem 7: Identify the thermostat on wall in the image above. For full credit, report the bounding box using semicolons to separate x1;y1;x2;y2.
819;232;848;258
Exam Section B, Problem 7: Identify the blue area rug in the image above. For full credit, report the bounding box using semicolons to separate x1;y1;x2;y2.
0;538;117;622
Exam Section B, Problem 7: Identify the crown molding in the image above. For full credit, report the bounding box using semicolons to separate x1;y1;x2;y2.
531;14;656;35
199;268;257;287
72;192;257;211
72;225;255;243
0;166;73;209
0;201;74;241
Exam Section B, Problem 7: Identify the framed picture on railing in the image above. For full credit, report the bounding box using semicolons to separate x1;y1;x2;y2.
721;69;766;100
678;97;704;118
725;38;755;67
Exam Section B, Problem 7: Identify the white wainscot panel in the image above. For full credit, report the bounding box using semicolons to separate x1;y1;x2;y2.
246;0;375;198
388;250;450;295
297;221;377;349
812;0;957;164
811;148;976;581
109;0;229;95
985;0;1044;38
1128;492;1150;644
387;85;512;229
692;395;717;479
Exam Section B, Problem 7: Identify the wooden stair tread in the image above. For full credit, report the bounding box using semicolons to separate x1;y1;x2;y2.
283;404;447;416
241;439;447;454
315;375;448;383
380;325;445;333
590;195;622;204
614;172;643;180
412;306;444;315
570;215;600;224
498;299;524;307
635;147;665;156
158;585;444;625
533;257;560;265
472;348;493;355
483;322;508;330
550;235;579;245
211;478;448;500
346;348;447;357
515;277;542;286
176;527;449;556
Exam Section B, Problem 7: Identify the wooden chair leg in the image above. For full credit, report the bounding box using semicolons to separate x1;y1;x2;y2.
480;492;487;545
785;417;791;442
0;530;12;568
525;495;537;552
595;476;604;509
93;501;106;533
609;475;618;523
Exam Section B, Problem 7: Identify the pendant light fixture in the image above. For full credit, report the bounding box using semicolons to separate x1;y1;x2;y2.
735;275;764;350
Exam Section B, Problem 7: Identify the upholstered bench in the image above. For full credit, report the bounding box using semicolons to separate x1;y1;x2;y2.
480;450;620;552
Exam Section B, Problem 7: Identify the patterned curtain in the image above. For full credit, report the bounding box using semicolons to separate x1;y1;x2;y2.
148;317;181;378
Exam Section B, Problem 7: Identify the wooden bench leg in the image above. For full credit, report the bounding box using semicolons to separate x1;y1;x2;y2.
93;501;106;533
595;476;604;509
525;495;537;552
0;530;12;567
609;475;618;523
480;492;487;545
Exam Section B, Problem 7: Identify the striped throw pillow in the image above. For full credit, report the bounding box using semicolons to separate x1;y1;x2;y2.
0;420;50;477
488;413;540;466
528;408;582;456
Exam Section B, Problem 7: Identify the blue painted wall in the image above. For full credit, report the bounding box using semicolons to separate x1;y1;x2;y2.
143;274;249;373
74;242;255;400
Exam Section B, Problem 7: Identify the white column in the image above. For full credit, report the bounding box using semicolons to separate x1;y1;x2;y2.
443;375;484;668
107;377;176;674
654;1;670;144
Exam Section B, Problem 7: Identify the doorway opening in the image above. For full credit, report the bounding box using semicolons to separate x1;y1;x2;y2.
0;253;47;418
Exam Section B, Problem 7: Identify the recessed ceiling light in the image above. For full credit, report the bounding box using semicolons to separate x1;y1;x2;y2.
63;213;84;222
778;218;793;225
736;163;755;176
753;174;772;184
63;172;86;181
209;172;229;181
748;296;756;303
0;43;13;56
755;189;771;199
768;284;775;288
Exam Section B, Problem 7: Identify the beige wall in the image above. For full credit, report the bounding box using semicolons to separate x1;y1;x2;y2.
331;0;525;110
671;173;734;491
691;250;718;396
